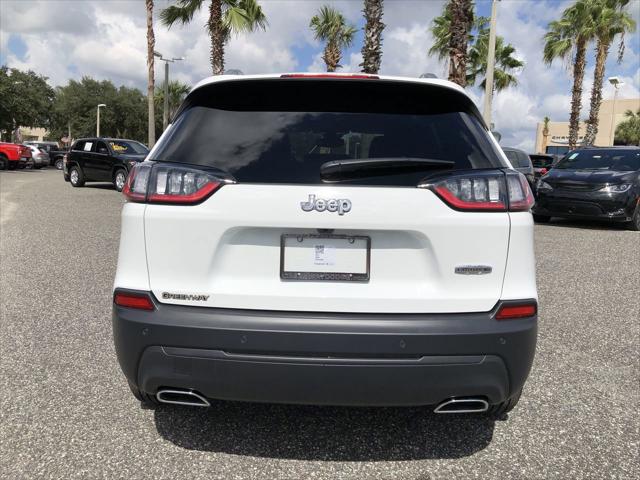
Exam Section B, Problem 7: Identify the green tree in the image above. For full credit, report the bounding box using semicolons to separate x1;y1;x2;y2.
0;66;55;140
49;77;148;143
310;5;357;72
360;0;385;74
161;0;267;75
154;80;191;121
543;0;598;149
614;108;640;145
466;28;524;91
429;2;522;91
583;0;636;145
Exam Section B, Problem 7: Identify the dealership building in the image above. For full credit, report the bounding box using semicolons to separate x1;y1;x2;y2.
534;97;640;155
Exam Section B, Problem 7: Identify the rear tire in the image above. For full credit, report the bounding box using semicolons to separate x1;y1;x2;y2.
55;158;64;170
128;381;159;407
113;169;127;192
0;154;8;170
488;388;522;417
69;166;85;187
533;214;551;223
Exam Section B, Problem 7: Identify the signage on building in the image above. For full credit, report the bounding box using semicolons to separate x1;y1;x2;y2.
551;135;585;145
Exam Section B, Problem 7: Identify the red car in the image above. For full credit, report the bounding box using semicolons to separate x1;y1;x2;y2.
0;142;32;170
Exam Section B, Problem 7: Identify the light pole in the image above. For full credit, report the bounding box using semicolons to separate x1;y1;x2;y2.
483;0;500;127
96;104;106;137
608;77;624;146
154;51;185;131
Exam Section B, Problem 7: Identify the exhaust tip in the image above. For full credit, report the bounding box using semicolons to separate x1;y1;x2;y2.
434;397;489;414
156;389;210;407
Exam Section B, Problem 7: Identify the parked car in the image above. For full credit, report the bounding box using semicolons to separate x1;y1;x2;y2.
502;147;535;190
25;145;49;169
24;141;69;169
63;138;149;191
113;73;537;416
533;146;640;230
530;153;558;181
0;142;31;170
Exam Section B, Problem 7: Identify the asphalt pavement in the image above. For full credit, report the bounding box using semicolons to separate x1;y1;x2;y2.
1;168;638;479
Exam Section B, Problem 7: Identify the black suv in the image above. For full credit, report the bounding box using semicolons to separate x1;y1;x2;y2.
64;138;149;191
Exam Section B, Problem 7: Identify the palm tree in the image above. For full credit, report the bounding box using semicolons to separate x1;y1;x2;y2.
444;0;474;86
146;0;156;147
429;2;520;91
466;29;524;91
583;0;636;145
614;108;640;145
542;116;551;152
161;0;267;75
155;81;191;120
543;0;595;150
310;6;357;72
360;0;385;74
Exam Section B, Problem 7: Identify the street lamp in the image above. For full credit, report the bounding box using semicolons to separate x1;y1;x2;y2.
96;104;106;137
154;51;185;130
608;77;624;146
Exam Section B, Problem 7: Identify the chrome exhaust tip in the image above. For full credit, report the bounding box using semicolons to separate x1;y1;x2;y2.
434;397;489;414
156;389;211;407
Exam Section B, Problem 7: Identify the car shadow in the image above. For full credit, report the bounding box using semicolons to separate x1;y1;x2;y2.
539;218;630;231
84;183;116;190
153;401;498;461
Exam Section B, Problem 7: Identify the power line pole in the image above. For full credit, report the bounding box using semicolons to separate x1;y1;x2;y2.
483;0;499;127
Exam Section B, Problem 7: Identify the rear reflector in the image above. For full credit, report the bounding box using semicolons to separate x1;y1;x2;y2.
114;292;155;310
280;73;379;79
495;303;537;320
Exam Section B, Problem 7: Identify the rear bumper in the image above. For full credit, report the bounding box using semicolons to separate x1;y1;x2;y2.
113;295;537;407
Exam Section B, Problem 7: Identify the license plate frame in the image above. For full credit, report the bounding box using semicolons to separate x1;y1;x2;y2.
280;234;371;282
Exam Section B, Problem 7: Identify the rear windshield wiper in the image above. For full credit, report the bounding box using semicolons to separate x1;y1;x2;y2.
320;157;455;182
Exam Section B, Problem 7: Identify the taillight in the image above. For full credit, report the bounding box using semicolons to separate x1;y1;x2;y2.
123;163;225;205
495;302;537;320
420;170;534;212
114;291;155;310
539;168;548;175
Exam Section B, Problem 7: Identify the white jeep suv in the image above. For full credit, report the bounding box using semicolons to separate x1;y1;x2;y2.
113;73;537;415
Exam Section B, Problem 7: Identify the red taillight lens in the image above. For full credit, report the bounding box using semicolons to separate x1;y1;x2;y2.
114;291;154;310
540;168;548;175
422;170;534;212
123;163;224;205
495;302;537;320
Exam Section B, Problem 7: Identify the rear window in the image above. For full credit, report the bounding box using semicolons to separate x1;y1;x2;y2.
109;140;148;155
151;79;506;186
555;149;640;171
530;155;554;168
504;150;530;168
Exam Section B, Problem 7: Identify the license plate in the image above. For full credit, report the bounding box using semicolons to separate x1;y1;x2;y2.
280;234;370;281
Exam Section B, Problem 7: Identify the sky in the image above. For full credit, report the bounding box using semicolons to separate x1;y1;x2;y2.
1;0;639;151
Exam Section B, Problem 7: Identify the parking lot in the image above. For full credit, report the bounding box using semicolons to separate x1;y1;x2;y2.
0;168;638;479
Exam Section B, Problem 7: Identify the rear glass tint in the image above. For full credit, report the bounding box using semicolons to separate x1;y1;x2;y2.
151;79;506;186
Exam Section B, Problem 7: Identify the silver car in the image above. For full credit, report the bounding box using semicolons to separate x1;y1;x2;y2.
26;145;49;169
